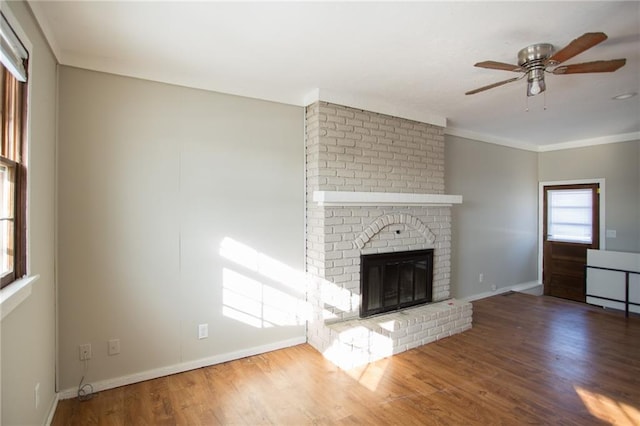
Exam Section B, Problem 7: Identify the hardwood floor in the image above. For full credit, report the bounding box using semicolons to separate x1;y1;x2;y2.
52;293;640;425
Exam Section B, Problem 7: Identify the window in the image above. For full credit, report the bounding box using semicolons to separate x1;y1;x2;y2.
0;11;28;288
546;187;595;244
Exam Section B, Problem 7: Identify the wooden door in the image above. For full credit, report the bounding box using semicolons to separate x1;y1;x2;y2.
543;184;600;302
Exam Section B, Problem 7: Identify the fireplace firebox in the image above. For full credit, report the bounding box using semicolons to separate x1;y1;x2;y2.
360;249;434;318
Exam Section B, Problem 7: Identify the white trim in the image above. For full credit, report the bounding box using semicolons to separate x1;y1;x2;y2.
537;179;606;285
302;107;308;337
303;88;447;128
25;1;62;63
537;132;640;152
54;51;61;403
445;127;540;152
57;336;307;400
45;393;59;426
313;191;462;207
0;2;32;56
0;274;40;321
302;88;320;107
0;7;29;81
446;127;640;153
462;281;541;303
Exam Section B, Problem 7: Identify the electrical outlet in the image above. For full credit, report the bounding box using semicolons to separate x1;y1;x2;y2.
479;273;484;283
108;339;120;356
79;343;92;361
34;383;40;409
491;284;497;291
198;323;208;340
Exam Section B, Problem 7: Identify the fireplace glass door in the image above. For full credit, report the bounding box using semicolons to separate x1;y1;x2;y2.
360;249;433;318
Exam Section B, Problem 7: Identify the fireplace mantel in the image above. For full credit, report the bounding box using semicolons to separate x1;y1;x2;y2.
313;191;463;207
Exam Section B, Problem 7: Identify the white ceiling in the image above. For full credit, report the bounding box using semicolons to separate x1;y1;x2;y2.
29;1;640;151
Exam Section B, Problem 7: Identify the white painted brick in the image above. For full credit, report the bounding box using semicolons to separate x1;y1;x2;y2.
428;326;443;336
393;345;408;355
421;336;437;346
398;334;415;346
436;331;452;340
407;323;422;334
441;322;453;333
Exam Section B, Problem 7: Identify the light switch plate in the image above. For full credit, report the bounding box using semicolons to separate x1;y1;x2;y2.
198;324;208;339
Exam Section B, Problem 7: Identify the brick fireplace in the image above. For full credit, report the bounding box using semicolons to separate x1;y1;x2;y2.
305;101;472;369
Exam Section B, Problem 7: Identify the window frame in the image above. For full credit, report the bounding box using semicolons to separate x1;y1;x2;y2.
0;154;26;288
0;8;29;290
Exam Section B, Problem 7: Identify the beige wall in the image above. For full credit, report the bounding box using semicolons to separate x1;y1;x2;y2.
1;1;58;424
445;135;539;299
446;137;640;301
539;140;640;253
57;67;305;392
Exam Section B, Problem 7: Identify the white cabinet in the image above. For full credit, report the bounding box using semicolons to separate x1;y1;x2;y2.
586;249;640;315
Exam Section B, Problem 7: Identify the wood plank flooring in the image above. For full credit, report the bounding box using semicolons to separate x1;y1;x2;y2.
52;293;640;425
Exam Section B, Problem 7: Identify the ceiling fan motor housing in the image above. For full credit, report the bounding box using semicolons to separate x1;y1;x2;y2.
517;43;555;66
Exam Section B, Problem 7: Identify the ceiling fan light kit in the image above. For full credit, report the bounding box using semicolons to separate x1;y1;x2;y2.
466;32;627;99
518;43;553;97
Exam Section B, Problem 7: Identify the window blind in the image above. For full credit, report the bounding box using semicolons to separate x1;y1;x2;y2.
0;12;28;82
547;189;593;243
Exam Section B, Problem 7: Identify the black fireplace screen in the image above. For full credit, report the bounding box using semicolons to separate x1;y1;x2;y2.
360;249;433;318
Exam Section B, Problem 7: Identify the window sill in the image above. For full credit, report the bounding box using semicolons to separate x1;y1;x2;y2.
0;274;40;322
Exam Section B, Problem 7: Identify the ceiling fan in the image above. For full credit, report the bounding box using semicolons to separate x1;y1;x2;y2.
466;32;626;97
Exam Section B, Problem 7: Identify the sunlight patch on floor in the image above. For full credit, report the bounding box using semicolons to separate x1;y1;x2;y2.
345;357;391;392
574;385;640;425
323;324;393;374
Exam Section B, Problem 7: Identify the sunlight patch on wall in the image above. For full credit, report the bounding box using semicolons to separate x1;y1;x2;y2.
222;269;266;328
320;280;359;316
574;385;640;425
220;237;309;328
220;237;305;293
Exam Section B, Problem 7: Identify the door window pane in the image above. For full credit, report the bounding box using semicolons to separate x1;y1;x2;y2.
547;189;593;243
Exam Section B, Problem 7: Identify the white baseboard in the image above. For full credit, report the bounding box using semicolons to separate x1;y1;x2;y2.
462;281;541;303
58;336;306;400
45;392;59;426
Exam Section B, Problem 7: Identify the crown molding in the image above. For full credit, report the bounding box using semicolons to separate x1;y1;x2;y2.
446;127;640;153
27;0;62;63
536;132;640;152
445;127;540;152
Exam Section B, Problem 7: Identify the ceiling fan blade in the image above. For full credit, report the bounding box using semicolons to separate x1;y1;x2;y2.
552;59;626;74
465;77;522;95
474;61;523;72
547;32;608;65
